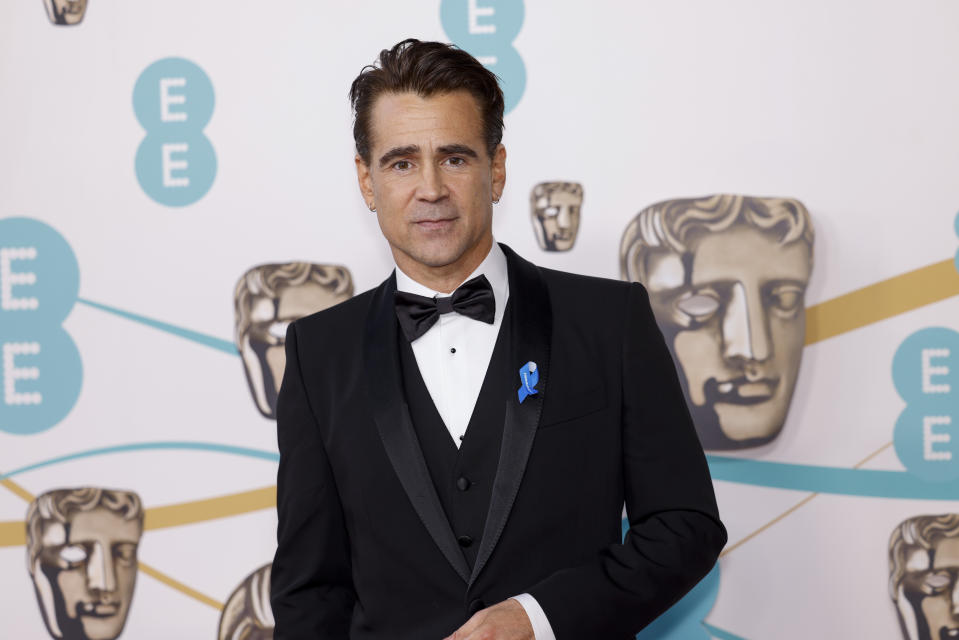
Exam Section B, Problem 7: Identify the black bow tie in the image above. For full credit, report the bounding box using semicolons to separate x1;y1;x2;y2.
394;274;495;342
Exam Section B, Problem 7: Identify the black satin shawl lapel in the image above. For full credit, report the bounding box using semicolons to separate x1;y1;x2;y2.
363;272;471;583
469;244;552;587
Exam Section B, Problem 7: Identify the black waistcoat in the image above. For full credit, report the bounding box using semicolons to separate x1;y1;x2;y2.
397;307;513;569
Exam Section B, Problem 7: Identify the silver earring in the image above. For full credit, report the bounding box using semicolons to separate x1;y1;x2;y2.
492;198;500;205
368;203;376;212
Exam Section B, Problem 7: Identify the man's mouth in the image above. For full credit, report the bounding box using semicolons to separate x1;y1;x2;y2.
412;217;457;230
78;601;120;617
706;376;780;405
940;627;959;640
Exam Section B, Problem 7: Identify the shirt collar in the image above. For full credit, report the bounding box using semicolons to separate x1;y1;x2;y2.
394;240;510;319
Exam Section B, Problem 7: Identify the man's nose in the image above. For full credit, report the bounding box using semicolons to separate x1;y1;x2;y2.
86;543;116;594
556;206;571;230
416;162;448;202
722;282;771;364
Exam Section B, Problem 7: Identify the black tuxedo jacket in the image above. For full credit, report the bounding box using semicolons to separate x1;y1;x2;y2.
271;244;726;639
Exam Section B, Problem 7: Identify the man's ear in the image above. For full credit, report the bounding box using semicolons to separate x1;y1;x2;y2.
491;144;506;202
355;154;375;209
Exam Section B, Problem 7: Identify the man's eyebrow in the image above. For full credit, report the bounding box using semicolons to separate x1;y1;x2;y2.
378;145;420;168
437;144;479;158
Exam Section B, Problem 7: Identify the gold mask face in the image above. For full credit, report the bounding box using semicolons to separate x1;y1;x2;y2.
27;489;143;640
218;564;274;640
890;515;959;640
234;263;353;419
620;194;813;450
43;0;88;25
530;182;583;252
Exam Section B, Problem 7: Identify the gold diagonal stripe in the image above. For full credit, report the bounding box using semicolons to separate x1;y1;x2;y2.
138;562;223;610
805;259;959;345
143;486;276;530
0;485;277;546
2;477;36;502
720;441;893;558
0;520;25;546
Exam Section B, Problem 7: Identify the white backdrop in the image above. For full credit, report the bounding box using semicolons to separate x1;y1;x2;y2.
2;1;959;638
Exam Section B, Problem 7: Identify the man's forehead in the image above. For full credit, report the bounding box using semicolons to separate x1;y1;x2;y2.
369;90;484;151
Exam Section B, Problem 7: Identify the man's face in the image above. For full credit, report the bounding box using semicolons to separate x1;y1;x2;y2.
897;537;959;639
32;509;141;640
355;90;506;275
238;273;351;419
44;0;88;25
530;183;582;251
645;225;810;447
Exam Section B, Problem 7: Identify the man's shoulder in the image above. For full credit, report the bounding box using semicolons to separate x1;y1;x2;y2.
292;284;379;339
537;264;637;310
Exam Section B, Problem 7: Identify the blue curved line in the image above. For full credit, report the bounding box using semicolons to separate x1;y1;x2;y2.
707;455;959;500
77;298;237;356
704;622;747;639
0;442;278;479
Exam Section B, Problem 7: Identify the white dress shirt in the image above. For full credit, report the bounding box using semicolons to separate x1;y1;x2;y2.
393;241;556;640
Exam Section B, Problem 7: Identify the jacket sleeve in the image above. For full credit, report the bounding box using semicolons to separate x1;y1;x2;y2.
527;282;727;638
271;322;355;638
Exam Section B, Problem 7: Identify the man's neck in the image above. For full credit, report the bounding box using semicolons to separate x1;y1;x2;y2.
394;236;494;294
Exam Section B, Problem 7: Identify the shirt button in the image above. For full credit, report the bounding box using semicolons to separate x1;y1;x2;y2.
456;477;471;491
450;347;456;354
457;535;474;548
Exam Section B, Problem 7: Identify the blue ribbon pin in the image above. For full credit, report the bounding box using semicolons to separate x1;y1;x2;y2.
517;361;539;403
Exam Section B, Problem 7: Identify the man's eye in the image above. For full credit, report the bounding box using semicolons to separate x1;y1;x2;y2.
392;160;412;171
446;156;466;167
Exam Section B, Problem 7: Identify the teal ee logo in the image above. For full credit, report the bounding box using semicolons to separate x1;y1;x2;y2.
622;519;721;639
441;0;526;114
893;327;959;482
0;217;82;435
133;58;216;207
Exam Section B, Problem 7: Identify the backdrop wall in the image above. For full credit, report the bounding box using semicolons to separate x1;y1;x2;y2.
2;1;959;638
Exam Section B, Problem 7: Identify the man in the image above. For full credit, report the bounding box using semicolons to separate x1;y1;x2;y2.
25;487;143;640
271;39;725;639
620;194;814;450
889;513;959;640
234;261;354;419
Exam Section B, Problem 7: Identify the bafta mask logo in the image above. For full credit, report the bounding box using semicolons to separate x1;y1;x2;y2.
44;0;88;25
890;514;959;640
25;488;144;640
530;182;583;251
234;262;353;419
620;194;814;450
218;564;274;640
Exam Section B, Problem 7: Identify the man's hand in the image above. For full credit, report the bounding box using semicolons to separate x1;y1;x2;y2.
443;598;534;640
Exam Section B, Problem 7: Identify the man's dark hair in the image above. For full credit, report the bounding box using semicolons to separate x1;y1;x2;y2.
349;39;505;165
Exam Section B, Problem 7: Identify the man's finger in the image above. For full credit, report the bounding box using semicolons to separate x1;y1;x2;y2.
443;611;484;640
